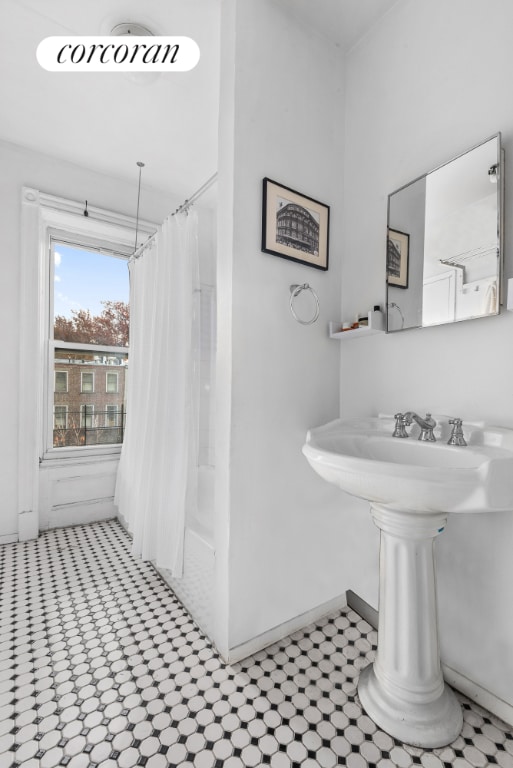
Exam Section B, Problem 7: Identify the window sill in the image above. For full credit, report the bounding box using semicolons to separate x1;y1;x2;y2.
41;444;122;467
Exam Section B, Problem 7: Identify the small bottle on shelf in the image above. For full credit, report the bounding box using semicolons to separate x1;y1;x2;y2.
371;305;384;330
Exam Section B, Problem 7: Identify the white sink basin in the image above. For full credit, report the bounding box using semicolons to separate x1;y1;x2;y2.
302;414;513;748
303;415;513;513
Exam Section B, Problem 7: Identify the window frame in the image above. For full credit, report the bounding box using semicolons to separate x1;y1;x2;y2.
54;370;68;393
47;237;130;458
106;371;119;394
80;371;95;394
105;404;122;427
53;404;68;429
80;404;95;429
20;187;155;468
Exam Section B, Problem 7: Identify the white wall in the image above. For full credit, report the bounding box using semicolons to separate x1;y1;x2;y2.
340;0;513;709
215;0;360;656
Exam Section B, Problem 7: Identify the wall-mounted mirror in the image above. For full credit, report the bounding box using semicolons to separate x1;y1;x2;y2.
386;134;503;332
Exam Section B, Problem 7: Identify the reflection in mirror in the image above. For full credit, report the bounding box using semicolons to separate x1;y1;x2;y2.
386;134;502;332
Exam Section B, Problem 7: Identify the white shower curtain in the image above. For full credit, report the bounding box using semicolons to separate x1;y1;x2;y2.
115;211;200;576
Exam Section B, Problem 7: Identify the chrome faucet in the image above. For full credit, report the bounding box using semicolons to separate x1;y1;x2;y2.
393;412;437;441
448;418;467;446
405;412;437;442
393;413;410;438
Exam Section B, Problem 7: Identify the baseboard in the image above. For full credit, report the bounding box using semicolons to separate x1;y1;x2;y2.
442;663;513;728
0;532;18;545
116;511;130;533
346;589;378;629
346;589;513;729
224;592;348;664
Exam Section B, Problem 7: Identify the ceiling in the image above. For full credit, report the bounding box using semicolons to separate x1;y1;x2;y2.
276;0;400;52
0;0;399;203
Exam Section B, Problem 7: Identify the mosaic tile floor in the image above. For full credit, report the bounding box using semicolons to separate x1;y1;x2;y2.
1;519;512;768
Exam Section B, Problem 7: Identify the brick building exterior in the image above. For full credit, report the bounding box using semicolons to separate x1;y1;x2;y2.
53;354;127;447
276;202;320;255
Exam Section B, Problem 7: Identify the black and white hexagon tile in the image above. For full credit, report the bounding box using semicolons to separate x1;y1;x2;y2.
0;519;512;768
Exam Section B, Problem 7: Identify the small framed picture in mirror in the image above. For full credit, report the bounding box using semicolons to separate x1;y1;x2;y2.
387;228;409;288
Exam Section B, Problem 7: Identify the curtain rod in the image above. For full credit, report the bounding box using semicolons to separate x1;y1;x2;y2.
173;172;218;215
132;172;218;260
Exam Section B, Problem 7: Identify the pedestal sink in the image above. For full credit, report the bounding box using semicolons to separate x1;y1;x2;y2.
303;415;513;748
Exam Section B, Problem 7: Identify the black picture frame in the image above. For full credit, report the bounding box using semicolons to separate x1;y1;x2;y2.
261;178;329;271
387;228;409;289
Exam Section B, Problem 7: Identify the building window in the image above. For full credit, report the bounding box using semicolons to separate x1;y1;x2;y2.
106;372;119;393
54;405;68;429
55;371;68;393
80;404;94;428
106;405;121;427
81;372;95;393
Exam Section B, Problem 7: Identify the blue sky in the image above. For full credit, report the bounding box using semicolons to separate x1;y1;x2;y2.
53;243;129;319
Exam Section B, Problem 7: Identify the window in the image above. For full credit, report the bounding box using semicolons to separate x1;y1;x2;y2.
55;371;68;393
54;405;68;429
106;372;119;393
50;239;130;450
80;404;94;428
106;405;122;427
81;372;95;393
19;188;154;535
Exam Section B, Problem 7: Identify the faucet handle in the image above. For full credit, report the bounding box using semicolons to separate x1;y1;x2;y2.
448;418;467;446
393;413;410;438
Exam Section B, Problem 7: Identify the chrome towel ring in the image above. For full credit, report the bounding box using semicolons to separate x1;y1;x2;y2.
289;283;320;325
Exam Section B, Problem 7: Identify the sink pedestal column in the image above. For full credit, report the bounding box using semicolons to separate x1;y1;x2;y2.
358;504;463;748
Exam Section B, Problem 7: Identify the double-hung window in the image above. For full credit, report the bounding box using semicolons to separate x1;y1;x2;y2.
81;372;95;394
19;188;155;537
106;404;121;428
106;372;119;394
55;371;68;393
80;404;94;428
54;405;68;429
50;238;130;451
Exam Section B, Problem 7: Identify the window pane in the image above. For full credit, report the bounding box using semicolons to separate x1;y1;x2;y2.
54;406;67;428
55;371;68;392
53;348;128;447
81;372;94;393
106;405;121;427
106;372;118;393
51;240;129;450
81;405;94;428
53;243;129;347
